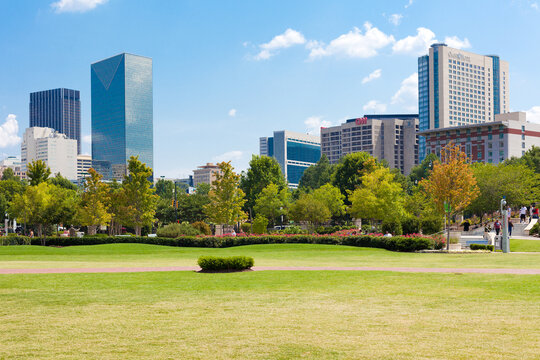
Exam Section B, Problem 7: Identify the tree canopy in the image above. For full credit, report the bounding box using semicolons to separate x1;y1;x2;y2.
299;154;334;190
27;160;51;185
240;155;287;212
332;152;380;201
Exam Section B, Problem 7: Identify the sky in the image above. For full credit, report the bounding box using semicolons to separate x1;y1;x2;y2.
1;0;540;178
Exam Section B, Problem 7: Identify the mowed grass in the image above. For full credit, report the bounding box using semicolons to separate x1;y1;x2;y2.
0;243;539;269
511;239;540;252
0;270;538;359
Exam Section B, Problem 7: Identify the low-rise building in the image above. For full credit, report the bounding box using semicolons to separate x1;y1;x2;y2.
193;163;223;187
77;154;92;180
321;114;419;174
418;111;540;163
0;156;25;179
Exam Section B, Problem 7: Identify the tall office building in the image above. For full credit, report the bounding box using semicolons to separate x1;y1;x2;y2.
321;114;419;175
91;53;153;181
260;130;321;188
418;43;509;159
29;88;81;154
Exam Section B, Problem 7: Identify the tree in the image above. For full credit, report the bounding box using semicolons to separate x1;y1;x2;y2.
467;162;539;220
0;179;25;203
240;155;287;213
332;152;379;201
49;173;77;190
76;168;112;235
288;194;331;230
155;179;174;199
420;143;479;250
155;198;177;225
253;183;290;226
409;153;438;184
506;145;540;174
204;162;247;225
299;154;334;190
349;167;406;225
106;180;126;236
27;160;51;186
311;184;346;218
121;156;158;236
1;168;17;181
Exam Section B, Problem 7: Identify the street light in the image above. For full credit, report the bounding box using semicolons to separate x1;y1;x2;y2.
4;212;9;236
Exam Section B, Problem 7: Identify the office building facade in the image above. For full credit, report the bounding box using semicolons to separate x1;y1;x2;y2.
21;127;77;180
30;88;81;154
0;156;25;180
321;114;419;175
419;112;539;163
77;154;92;181
418;43;509;159
193;163;223;187
91;53;153;181
260;130;321;188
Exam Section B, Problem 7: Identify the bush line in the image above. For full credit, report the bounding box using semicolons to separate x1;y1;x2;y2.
198;256;254;271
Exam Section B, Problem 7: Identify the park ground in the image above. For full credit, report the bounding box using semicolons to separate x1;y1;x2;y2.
0;242;539;359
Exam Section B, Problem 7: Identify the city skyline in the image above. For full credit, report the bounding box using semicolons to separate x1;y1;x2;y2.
2;0;540;177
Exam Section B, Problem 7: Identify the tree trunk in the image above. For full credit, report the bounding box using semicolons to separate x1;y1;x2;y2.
135;225;141;236
88;225;97;235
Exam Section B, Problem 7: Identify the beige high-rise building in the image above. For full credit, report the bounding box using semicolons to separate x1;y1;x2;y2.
193;163;223;187
321;114;419;175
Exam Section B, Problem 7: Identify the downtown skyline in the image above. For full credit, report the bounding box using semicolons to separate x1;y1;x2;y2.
2;0;540;178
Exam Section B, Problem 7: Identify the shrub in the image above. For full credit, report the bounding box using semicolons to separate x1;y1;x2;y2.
191;221;211;235
381;219;402;236
83;233;109;238
198;256;254;271
281;225;306;234
315;225;356;234
530;222;540;236
240;222;251;235
361;224;372;234
156;222;201;238
421;217;443;235
0;236;31;246
401;217;420;235
252;215;268;234
470;244;494;251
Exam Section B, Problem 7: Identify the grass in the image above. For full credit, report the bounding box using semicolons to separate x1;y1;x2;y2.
510;239;540;252
0;270;538;359
0;243;539;269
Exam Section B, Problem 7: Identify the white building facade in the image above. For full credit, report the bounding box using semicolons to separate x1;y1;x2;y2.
77;154;92;181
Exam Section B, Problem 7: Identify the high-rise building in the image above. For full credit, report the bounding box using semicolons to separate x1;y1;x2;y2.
260;130;321;188
21;127;77;180
419;112;540;164
91;53;153;181
193;163;223;187
29;88;81;154
321;114;419;174
418;43;509;159
77;154;92;181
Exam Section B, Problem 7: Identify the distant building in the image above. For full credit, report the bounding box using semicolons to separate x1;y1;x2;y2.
21;127;77;180
91;53;153;181
260;130;321;188
30;88;81;154
419;112;540;163
0;156;25;180
193;163;223;187
77;154;92;180
177;175;194;188
321;114;419;175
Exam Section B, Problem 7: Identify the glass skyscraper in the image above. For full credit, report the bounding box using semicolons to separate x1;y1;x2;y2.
29;88;81;154
91;53;153;180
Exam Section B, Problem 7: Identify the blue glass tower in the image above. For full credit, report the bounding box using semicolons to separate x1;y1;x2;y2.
30;88;81;154
91;53;153;180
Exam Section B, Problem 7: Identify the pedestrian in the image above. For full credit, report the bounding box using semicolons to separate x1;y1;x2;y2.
494;220;501;235
508;220;513;237
463;219;470;232
520;206;528;223
29;230;34;238
507;207;512;220
533;206;539;219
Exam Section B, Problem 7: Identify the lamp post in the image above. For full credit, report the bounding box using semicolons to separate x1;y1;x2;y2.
501;197;509;253
4;212;9;236
173;181;178;223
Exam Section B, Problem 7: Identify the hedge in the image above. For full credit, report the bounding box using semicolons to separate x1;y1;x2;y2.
0;234;437;252
198;256;254;271
469;244;494;251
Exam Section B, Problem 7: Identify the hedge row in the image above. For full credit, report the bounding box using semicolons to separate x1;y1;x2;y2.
1;234;435;252
470;244;494;251
198;256;254;271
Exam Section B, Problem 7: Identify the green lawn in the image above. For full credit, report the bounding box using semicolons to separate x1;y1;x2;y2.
0;243;539;269
510;239;540;252
0;270;538;359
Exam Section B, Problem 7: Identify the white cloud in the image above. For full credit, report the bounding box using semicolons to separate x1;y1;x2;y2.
388;14;403;26
255;29;306;60
228;109;237;117
363;100;387;113
443;36;471;50
82;134;91;144
405;0;413;8
51;0;107;13
305;116;332;135
213;150;243;163
0;114;21;148
532;2;539;10
392;27;436;56
362;69;382;84
526;106;540;123
308;22;395;59
391;73;418;111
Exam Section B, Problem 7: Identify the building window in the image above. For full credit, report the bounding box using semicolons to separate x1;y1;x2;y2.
522;142;526;149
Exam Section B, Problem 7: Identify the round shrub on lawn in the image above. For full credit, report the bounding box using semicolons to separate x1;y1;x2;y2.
198;256;254;271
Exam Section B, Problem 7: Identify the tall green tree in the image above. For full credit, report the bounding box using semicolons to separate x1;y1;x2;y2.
204;161;247;225
155;178;174;199
409;153;438;184
253;183;290;226
27;160;51;185
76;168;112;235
299;154;334;190
332;152;379;201
49;173;77;190
506;145;540;174
1;168;17;181
240;155;287;213
288;194;331;230
177;183;212;223
311;183;346;218
122;156;158;236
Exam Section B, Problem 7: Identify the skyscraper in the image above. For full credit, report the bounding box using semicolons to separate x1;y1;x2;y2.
91;53;153;180
29;88;81;154
417;43;509;159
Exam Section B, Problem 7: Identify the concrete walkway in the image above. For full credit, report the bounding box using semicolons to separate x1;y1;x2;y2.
0;266;538;275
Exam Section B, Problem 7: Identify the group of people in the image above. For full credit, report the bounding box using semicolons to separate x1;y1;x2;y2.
519;204;539;223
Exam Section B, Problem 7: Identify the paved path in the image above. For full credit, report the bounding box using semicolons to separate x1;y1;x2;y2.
0;266;538;275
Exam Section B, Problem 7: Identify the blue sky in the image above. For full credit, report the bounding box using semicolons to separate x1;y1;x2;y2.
1;0;540;177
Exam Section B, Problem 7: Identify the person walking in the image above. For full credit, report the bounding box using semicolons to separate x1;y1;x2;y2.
508;220;514;237
494;220;501;236
533;205;539;220
520;206;528;223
